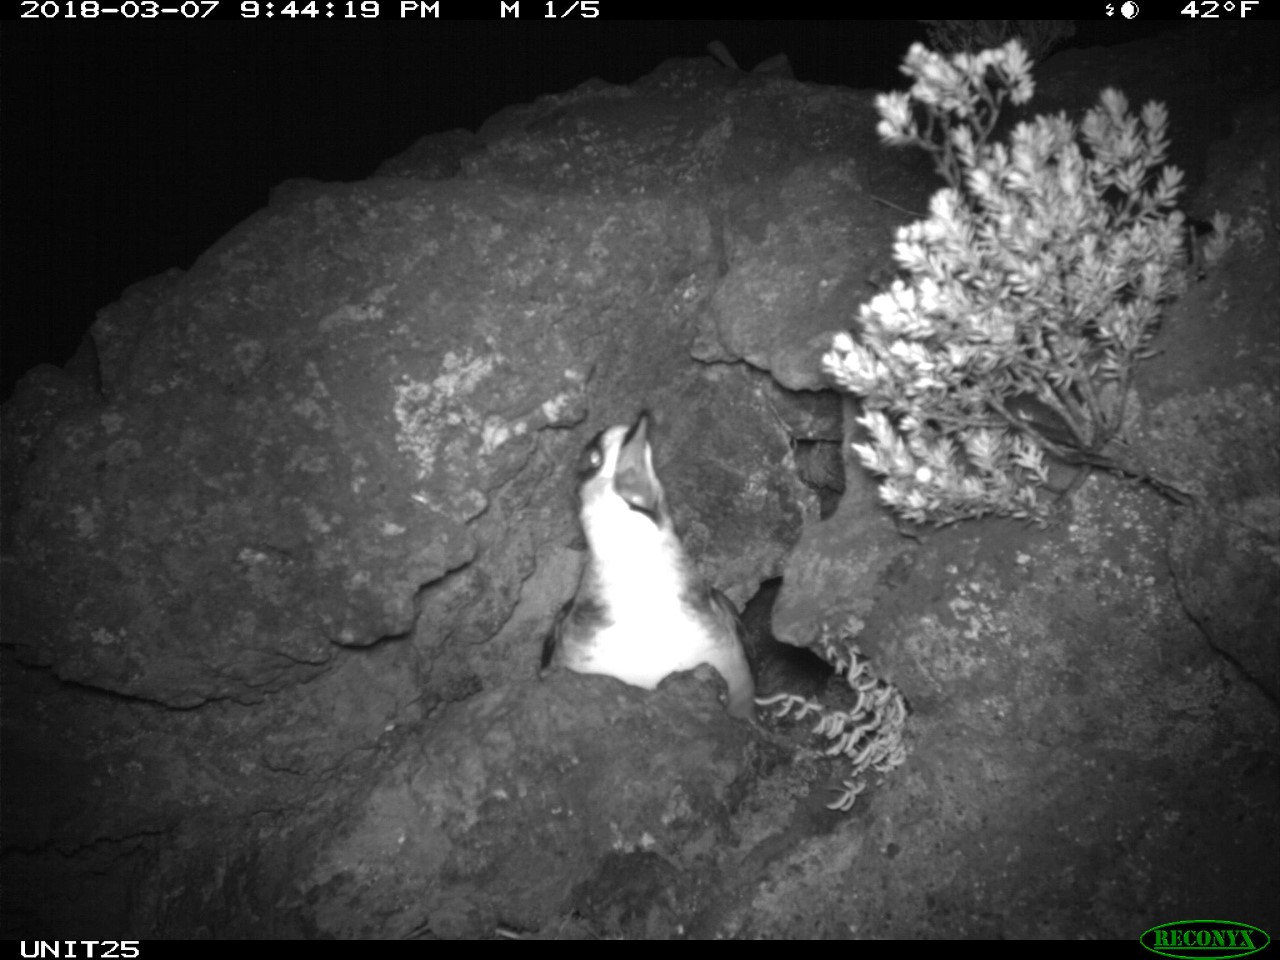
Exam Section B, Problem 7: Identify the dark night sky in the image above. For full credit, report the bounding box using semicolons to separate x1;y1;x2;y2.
0;19;1188;399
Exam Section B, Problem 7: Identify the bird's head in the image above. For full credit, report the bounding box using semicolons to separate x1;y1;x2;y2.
577;410;668;530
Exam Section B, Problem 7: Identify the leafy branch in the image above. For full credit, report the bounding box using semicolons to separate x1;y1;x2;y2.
824;41;1188;525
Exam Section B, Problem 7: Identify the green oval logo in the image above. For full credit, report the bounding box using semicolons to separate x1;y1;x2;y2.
1141;920;1270;959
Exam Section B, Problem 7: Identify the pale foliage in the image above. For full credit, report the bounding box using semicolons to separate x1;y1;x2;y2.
824;41;1186;525
919;20;1077;64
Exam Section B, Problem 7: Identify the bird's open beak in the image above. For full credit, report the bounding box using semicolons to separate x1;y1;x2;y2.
613;411;662;518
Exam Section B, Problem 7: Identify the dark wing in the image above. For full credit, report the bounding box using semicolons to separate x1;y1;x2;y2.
707;586;756;719
707;586;747;649
540;600;571;676
539;594;611;677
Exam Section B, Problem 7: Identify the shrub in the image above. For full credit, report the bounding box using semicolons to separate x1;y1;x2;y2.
919;20;1076;64
823;40;1186;525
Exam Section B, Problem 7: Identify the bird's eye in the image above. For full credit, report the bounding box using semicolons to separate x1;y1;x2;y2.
579;444;604;477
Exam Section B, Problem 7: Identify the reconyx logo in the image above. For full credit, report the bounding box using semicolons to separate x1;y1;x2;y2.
1141;920;1270;959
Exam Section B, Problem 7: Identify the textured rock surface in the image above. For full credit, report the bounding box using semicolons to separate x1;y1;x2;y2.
305;668;757;940
2;26;1277;940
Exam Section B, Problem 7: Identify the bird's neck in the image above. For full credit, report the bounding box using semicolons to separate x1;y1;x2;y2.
583;512;694;612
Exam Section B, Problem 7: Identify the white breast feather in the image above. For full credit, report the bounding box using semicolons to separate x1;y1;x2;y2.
577;491;715;689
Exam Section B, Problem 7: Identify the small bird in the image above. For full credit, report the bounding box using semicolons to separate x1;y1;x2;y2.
542;411;755;719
